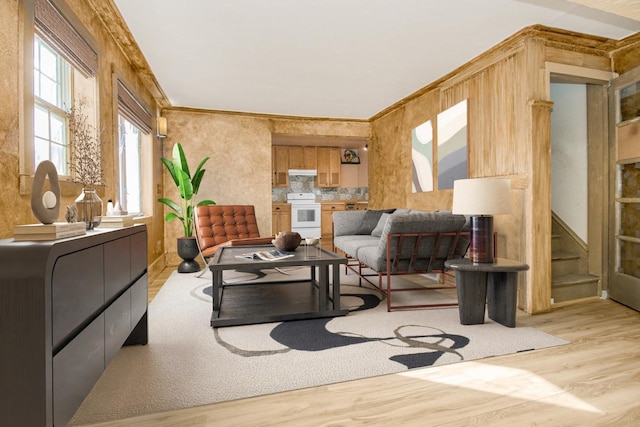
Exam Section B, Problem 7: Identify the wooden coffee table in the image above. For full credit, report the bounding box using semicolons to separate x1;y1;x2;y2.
208;245;349;327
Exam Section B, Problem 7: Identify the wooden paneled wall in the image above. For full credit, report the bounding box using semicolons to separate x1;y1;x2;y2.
368;26;628;314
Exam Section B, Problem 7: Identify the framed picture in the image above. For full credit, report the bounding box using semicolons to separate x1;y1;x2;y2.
341;149;360;164
437;99;468;189
411;119;433;193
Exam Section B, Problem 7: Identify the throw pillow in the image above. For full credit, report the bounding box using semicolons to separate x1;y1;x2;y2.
371;213;391;237
356;208;396;234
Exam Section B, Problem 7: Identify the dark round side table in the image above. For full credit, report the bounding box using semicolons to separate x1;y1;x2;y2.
444;258;529;327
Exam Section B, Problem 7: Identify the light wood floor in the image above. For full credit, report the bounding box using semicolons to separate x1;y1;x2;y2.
87;269;640;427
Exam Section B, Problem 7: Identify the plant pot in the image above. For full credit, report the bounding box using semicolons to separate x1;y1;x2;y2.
177;236;201;273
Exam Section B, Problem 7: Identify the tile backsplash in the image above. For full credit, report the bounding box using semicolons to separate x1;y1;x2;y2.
272;175;368;202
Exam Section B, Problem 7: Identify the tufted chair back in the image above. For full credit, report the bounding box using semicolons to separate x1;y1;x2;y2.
194;205;272;259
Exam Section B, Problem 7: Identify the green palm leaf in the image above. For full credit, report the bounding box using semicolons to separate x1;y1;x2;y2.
159;143;216;237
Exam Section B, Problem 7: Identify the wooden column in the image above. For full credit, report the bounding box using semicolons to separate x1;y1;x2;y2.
528;99;554;313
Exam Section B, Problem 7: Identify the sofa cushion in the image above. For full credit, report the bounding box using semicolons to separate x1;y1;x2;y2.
392;208;412;215
355;209;396;235
371;212;391;237
333;210;368;237
371;211;467;269
334;235;379;258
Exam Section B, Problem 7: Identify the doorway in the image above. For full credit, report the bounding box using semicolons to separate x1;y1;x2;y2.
547;63;613;303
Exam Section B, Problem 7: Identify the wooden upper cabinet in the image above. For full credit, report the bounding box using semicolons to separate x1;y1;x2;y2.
288;146;317;169
272;146;289;187
316;147;341;187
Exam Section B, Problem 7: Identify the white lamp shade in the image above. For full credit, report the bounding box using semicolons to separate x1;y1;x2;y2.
452;178;512;216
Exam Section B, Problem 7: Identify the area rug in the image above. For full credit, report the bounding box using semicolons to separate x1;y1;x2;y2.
70;267;568;425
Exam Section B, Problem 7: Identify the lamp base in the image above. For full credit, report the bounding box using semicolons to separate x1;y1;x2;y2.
470;216;494;263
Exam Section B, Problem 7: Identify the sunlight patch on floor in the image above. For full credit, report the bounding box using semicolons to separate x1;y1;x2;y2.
399;361;604;414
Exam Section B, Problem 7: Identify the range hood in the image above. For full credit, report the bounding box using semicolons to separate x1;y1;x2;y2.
288;169;317;176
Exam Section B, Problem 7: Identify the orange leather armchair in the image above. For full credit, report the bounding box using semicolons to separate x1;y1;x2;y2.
194;205;273;263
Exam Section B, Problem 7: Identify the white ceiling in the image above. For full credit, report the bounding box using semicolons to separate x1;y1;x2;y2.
113;0;640;120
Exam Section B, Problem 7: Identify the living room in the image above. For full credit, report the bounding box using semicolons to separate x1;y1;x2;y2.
2;0;639;311
2;1;640;425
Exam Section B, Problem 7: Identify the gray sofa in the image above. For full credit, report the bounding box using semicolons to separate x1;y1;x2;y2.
333;208;470;311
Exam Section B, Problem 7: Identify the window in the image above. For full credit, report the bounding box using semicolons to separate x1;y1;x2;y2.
118;115;142;214
25;0;99;181
116;79;153;216
33;35;71;175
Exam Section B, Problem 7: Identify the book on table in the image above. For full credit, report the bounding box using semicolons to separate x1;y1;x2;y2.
235;249;295;261
98;214;136;227
13;222;86;241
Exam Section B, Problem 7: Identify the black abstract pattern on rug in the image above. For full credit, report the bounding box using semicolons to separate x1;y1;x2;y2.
213;288;470;369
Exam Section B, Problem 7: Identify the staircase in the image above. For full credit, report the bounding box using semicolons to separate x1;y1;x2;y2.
551;213;600;303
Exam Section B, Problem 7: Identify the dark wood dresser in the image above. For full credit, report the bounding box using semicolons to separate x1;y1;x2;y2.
0;225;148;426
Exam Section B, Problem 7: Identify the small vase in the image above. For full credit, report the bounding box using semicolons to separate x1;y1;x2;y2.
74;188;103;230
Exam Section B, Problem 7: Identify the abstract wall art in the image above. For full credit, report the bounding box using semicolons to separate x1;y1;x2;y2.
411;119;433;193
437;99;468;189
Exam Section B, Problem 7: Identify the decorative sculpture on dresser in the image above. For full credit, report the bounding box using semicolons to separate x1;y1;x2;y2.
30;160;61;224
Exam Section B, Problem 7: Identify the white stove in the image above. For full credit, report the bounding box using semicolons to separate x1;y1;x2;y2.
287;193;321;238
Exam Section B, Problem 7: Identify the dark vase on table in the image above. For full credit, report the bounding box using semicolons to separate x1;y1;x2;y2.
177;236;200;273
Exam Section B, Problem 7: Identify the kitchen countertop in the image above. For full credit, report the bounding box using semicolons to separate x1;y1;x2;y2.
273;200;368;205
319;200;368;204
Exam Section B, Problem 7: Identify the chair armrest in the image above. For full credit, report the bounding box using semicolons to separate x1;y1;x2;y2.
200;237;273;259
228;237;273;246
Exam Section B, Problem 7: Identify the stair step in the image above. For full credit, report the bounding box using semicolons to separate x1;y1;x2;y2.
552;251;580;261
552;273;599;287
552;273;600;303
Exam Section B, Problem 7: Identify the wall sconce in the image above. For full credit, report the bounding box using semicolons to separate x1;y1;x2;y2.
157;116;168;138
452;178;511;263
363;144;368;151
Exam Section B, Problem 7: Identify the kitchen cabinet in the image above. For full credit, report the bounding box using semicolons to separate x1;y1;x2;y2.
345;201;368;211
272;146;289;187
321;202;345;239
288;146;317;169
317;147;341;187
272;203;291;235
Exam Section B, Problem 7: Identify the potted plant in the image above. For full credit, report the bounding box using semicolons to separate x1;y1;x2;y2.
159;142;216;272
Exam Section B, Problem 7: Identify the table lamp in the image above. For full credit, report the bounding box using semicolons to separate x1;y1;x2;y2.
452;178;511;263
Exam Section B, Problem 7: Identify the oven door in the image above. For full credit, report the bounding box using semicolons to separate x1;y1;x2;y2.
290;204;321;228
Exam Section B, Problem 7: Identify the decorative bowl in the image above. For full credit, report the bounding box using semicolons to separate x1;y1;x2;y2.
305;237;320;246
272;231;302;251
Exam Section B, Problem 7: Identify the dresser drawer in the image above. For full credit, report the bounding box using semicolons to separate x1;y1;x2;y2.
104;236;131;301
53;314;104;426
51;244;104;349
105;290;131;365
